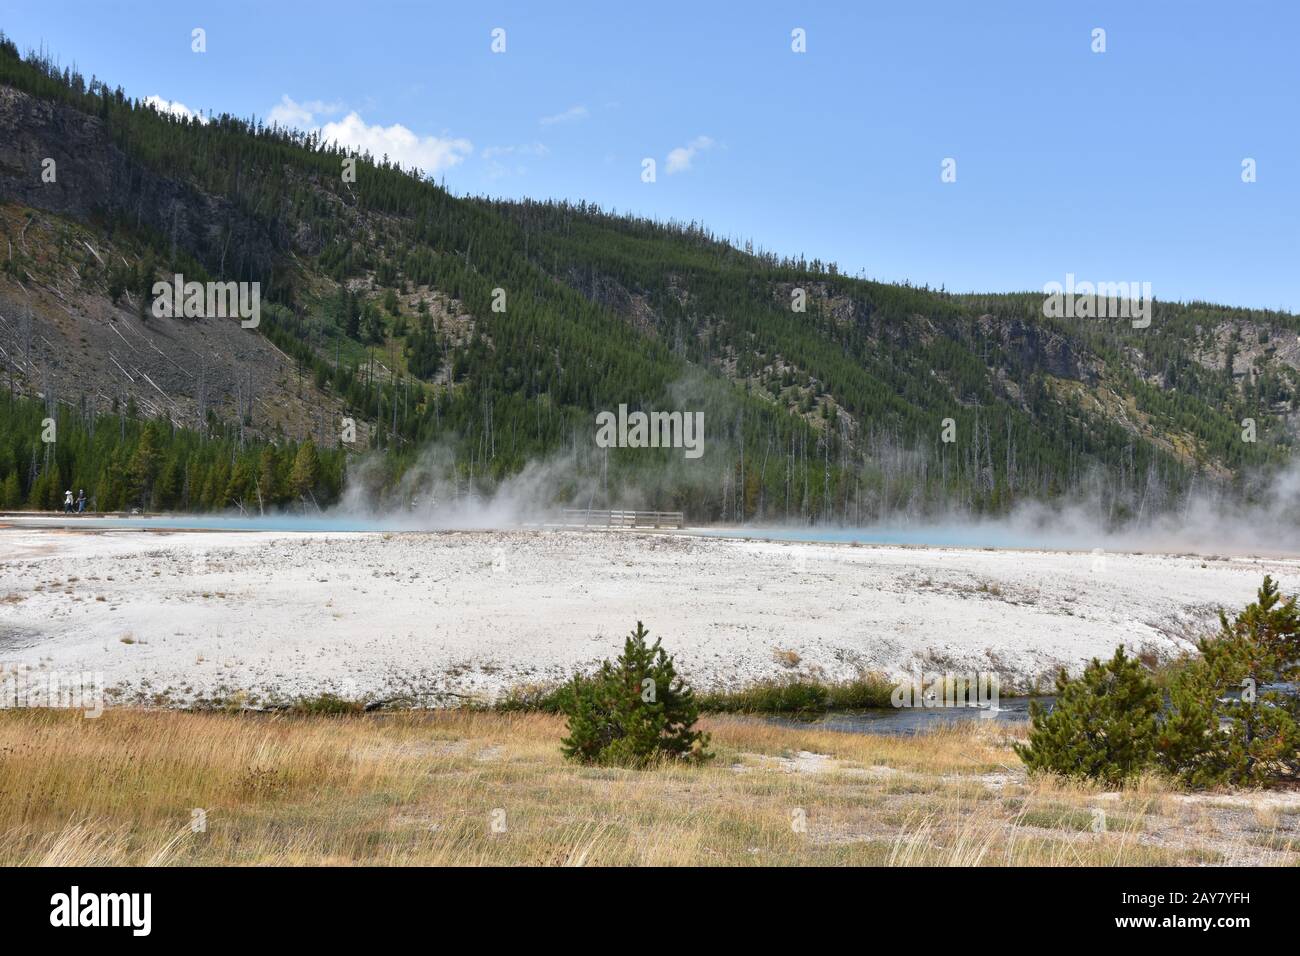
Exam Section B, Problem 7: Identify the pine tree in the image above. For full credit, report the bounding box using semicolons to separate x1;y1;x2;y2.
560;621;710;768
1158;576;1300;786
155;456;182;509
225;456;256;510
290;440;321;504
28;470;51;510
1015;646;1161;784
258;447;280;506
1;471;21;508
128;425;162;508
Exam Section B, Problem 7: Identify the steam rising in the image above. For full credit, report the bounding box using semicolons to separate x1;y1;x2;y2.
328;438;1300;557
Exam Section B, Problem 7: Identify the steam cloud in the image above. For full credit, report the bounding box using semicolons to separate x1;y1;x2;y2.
324;439;1300;557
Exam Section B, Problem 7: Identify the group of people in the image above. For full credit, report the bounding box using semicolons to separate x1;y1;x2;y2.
62;489;88;514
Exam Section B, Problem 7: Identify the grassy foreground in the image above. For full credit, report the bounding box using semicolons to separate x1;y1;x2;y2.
0;708;1297;866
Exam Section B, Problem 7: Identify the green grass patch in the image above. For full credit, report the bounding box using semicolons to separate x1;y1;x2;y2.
494;674;897;716
697;675;897;715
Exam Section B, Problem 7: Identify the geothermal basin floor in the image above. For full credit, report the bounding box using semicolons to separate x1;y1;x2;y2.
1;526;1296;706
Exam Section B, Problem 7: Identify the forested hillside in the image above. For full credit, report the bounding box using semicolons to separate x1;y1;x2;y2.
1;32;1296;522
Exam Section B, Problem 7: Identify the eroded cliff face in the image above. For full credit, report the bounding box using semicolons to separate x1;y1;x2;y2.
0;85;355;444
0;84;279;284
974;313;1095;385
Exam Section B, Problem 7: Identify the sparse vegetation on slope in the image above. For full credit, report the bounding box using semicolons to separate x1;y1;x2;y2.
1;33;1297;523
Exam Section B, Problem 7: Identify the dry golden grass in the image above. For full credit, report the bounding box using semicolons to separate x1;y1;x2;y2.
0;708;1296;866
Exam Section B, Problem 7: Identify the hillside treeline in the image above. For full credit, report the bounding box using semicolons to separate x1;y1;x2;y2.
1;33;1295;523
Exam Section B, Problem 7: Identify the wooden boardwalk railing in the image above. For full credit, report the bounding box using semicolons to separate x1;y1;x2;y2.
560;508;684;530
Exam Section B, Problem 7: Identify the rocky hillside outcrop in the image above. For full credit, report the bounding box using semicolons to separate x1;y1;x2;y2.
0;85;280;283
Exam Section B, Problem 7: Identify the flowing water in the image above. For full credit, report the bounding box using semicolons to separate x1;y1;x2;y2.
764;696;1054;736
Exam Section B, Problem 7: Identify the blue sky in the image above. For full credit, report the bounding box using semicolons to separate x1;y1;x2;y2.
2;0;1296;310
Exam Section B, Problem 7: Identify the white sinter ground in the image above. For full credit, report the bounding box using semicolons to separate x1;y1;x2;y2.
1;526;1296;706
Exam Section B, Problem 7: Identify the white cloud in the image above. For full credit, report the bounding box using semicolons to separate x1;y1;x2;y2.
267;95;472;176
539;105;589;126
144;94;207;124
268;94;343;129
268;94;314;128
320;112;472;175
665;135;714;174
302;98;344;116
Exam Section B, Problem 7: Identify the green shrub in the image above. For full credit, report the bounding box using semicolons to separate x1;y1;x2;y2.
288;693;367;716
493;683;570;713
1015;646;1161;785
560;622;710;768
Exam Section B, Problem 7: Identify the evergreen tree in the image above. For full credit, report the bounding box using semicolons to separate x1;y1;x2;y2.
0;395;343;517
155;456;182;509
405;324;442;379
27;470;52;510
225;456;256;510
1;471;20;508
290;439;321;504
1015;646;1161;784
257;447;281;508
1158;576;1300;786
561;621;710;768
128;424;162;508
